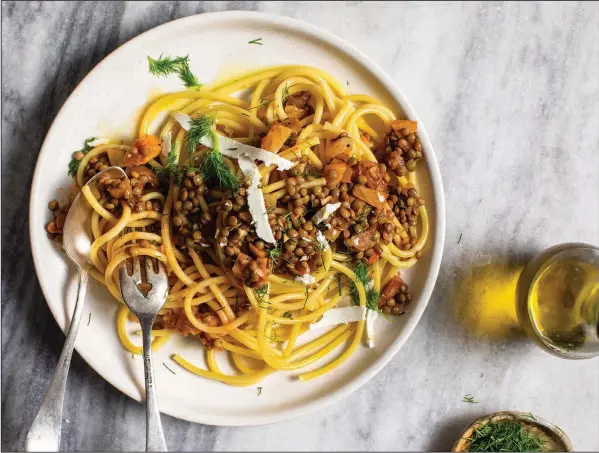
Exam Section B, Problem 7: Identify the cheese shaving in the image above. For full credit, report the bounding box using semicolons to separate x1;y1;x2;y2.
172;112;296;172
294;274;316;285
200;134;296;171
315;230;329;251
161;134;171;158
365;310;378;348
87;138;109;148
311;202;341;224
310;306;367;330
237;155;276;244
172;112;192;131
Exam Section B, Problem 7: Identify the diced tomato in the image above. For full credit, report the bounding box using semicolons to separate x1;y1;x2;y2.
391;119;418;134
324;135;354;162
323;160;350;186
345;227;377;252
356;161;388;193
366;253;380;265
261;123;292;152
380;275;404;305
352;185;388;210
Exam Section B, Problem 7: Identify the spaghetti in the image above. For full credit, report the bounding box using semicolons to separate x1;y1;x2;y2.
46;64;429;385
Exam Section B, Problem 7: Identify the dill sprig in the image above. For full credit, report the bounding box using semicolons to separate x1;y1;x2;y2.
201;147;240;192
351;261;381;312
282;84;291;103
466;417;546;452
186;115;240;192
248;98;273;110
147;54;201;88
178;64;200;88
187;115;215;154
67;137;96;177
248;38;263;45
255;285;269;306
267;245;282;266
148;55;188;76
283;312;292;319
463;394;479;404
155;145;183;184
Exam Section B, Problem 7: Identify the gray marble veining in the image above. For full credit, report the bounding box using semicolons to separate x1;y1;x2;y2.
2;1;598;451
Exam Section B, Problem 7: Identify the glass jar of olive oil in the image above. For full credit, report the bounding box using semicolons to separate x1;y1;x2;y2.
516;243;599;359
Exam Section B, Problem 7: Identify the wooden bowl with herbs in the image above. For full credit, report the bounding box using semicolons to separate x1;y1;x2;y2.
452;411;573;452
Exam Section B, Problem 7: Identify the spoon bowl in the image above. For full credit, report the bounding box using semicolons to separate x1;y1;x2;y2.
25;166;130;451
62;166;128;268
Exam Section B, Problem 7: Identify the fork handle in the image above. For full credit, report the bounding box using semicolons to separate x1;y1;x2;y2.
25;270;89;451
141;320;167;452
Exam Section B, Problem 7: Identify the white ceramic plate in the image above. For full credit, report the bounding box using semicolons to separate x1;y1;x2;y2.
29;11;445;426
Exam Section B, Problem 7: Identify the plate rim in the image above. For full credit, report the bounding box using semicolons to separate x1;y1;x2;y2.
28;10;446;426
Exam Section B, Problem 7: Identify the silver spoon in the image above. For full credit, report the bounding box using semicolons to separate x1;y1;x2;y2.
119;258;168;452
26;167;129;452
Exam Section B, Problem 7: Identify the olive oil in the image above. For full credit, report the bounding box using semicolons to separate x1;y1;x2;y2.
517;244;599;359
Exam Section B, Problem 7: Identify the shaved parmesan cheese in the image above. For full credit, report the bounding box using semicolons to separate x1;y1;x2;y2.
315;230;329;251
87;138;109;147
295;274;316;285
237;155;276;244
311;202;341;224
199;134;296;171
236;154;257;178
310;306;367;330
172;112;295;171
172;112;191;131
161;135;171;158
365;310;378;347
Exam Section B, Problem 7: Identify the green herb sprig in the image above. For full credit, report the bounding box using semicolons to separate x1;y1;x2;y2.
255;285;269;309
67;137;96;177
248;38;263;45
248;98;273;110
466;417;546;452
148;54;201;88
155;145;182;184
267;245;282;266
351;261;382;312
185;115;240;192
463;394;479;404
282;84;291;103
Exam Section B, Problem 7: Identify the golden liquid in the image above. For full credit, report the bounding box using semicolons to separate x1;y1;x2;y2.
527;247;599;357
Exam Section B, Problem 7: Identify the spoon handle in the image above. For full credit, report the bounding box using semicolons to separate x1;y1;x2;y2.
25;270;89;452
141;319;167;452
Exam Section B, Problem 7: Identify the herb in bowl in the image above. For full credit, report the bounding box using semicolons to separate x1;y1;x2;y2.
467;418;546;452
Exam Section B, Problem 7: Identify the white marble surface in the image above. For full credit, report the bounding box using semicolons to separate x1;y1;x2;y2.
2;1;598;451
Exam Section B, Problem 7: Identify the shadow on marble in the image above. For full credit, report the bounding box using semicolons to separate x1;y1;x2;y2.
426;412;488;452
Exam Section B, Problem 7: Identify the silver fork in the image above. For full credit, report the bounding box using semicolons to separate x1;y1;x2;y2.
119;257;168;452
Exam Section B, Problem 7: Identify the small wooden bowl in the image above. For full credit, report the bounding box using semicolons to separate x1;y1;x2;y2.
452;411;573;452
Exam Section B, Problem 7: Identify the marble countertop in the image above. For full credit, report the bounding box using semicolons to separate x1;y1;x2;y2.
2;1;598;451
